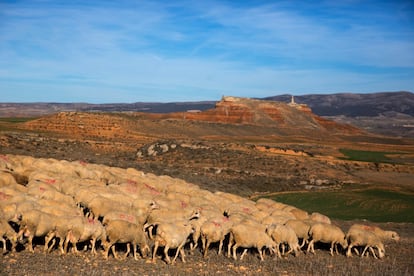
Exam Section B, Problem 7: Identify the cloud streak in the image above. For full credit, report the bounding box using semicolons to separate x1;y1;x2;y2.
1;0;413;103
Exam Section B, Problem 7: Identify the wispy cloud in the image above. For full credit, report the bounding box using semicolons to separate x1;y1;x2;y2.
0;0;413;103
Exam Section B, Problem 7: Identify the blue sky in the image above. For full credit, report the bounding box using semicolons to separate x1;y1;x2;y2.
1;0;413;103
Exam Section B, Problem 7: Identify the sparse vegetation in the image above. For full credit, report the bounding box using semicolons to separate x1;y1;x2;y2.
0;117;36;123
339;148;400;163
266;188;414;223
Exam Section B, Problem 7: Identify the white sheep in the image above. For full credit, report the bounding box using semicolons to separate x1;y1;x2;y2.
228;222;276;261
348;224;400;242
266;223;301;258
151;221;195;264
284;219;312;248
346;227;385;259
0;218;18;253
200;216;233;257
144;208;200;239
103;220;149;260
307;223;348;256
17;209;58;253
65;217;107;255
310;212;331;224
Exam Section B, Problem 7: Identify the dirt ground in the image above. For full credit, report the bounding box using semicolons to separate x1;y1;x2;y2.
1;220;413;275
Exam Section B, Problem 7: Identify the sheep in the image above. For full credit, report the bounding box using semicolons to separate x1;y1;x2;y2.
0;218;18;253
144;208;200;239
151;220;195;264
346;227;385;259
47;215;86;254
103;220;149;260
310;212;331;224
86;196;132;220
102;199;158;226
348;224;400;242
228;223;276;261
65;217;107;255
200;216;233;257
17;209;58;253
266;224;301;258
284;219;312;248
307;223;348;256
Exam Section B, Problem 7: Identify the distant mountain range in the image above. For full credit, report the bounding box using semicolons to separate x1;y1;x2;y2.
1;91;413;137
263;91;414;117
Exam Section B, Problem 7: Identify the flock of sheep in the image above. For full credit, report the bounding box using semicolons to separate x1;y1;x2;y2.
0;154;400;264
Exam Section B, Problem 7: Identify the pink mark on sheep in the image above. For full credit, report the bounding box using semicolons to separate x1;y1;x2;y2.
0;155;9;161
181;201;188;208
242;207;250;213
144;183;160;195
79;160;88;166
0;192;11;201
44;179;57;185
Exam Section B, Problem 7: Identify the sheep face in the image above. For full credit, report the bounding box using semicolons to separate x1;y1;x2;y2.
389;231;400;242
377;243;385;258
340;236;348;249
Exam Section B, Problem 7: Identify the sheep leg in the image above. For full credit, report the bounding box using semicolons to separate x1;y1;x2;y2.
152;241;159;263
334;243;339;255
329;242;335;256
201;235;206;252
346;244;353;257
240;248;248;261
258;248;264;261
203;240;211;258
103;242;113;260
111;244;120;260
232;244;239;260
90;238;97;255
124;243;131;259
353;247;360;256
147;226;154;240
285;245;293;256
27;235;34;253
173;244;186;264
369;247;378;259
307;240;315;254
164;245;171;264
172;245;183;264
132;242;139;260
228;233;234;258
44;233;55;253
0;237;6;253
273;242;282;259
299;238;306;248
218;239;224;255
58;237;66;255
361;246;369;257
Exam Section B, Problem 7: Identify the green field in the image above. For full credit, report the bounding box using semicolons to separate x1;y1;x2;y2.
339;148;400;163
265;188;414;223
0;117;36;123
